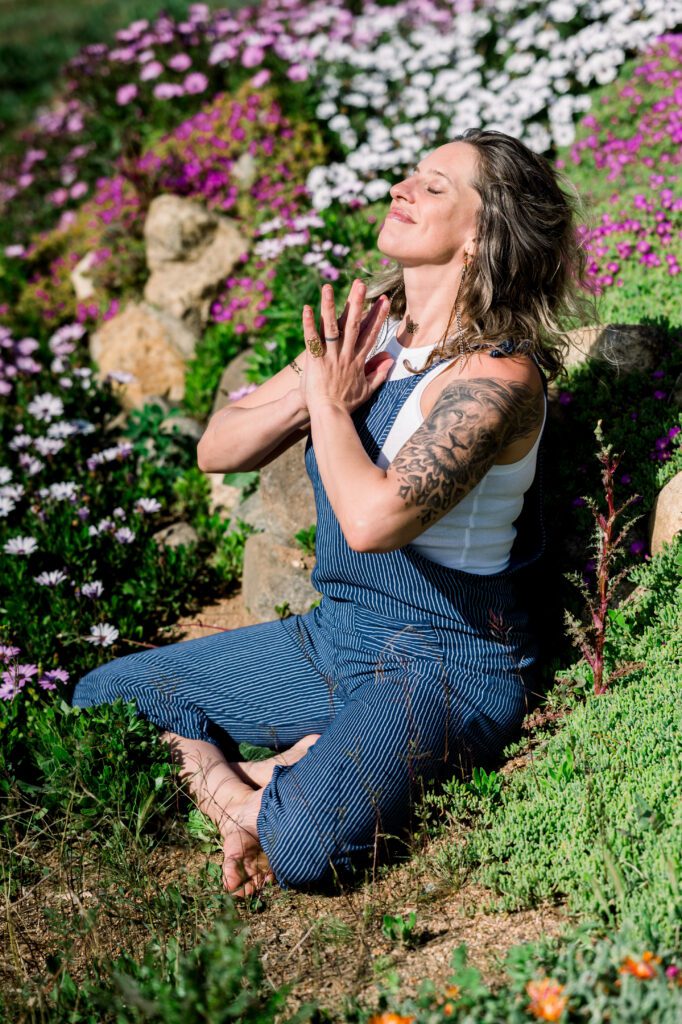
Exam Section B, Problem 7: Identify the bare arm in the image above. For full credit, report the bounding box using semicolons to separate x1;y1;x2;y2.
309;374;543;552
197;349;310;473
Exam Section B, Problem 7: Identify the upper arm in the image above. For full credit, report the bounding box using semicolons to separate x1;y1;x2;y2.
361;375;543;551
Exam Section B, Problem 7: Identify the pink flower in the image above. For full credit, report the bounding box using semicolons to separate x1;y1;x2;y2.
250;69;271;88
287;64;309;82
140;60;164;81
183;72;208;95
116;84;138;106
69;182;88;199
241;45;265;68
153;82;184;100
168;53;192;72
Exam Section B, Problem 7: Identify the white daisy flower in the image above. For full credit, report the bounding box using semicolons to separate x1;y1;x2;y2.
27;393;64;422
34;570;68;586
3;536;38;556
86;623;119;647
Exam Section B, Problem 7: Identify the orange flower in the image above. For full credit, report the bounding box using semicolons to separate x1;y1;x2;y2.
443;1003;454;1017
620;951;661;980
526;978;568;1021
368;1015;415;1024
444;985;461;999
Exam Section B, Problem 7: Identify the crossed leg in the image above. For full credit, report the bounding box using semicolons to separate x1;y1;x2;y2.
159;730;321;895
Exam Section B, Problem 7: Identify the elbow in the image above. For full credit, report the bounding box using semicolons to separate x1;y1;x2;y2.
196;439;214;473
345;519;395;554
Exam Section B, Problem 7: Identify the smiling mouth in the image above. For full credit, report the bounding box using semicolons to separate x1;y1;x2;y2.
386;213;415;224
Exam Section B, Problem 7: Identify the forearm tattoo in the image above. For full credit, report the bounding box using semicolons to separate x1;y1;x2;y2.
391;377;543;527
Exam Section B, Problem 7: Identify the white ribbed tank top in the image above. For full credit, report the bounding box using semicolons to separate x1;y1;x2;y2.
372;318;547;575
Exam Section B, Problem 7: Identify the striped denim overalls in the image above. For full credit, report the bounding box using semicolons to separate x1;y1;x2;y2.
72;348;547;889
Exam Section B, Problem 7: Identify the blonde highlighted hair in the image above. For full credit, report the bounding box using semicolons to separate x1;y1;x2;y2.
361;128;596;382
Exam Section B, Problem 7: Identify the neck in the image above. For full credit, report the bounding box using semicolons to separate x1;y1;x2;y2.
397;260;466;348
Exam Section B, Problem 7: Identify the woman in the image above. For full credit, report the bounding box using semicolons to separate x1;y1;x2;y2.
72;129;587;896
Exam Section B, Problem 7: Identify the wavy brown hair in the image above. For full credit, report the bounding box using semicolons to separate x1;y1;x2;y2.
363;128;595;381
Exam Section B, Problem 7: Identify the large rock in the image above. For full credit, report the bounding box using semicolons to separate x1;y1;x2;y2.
563;324;664;374
259;437;316;545
207;473;243;517
212;346;257;415
143;195;247;331
90;302;197;410
241;532;321;622
649;472;682;555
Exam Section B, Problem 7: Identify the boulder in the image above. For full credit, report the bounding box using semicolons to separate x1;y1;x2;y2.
259;437;316;545
241;532;321;623
207;473;243;517
649;472;682;555
153;521;199;548
143;195;247;331
235;489;270;534
212;346;257;415
563;324;664;375
145;195;217;269
89;302;197;410
159;414;205;443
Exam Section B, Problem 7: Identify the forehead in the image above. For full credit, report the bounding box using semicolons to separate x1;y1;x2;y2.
421;142;479;187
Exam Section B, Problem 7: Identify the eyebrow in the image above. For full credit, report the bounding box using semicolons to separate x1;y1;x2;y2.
412;163;453;185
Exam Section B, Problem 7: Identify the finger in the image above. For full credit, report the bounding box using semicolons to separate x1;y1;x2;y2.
337;278;366;335
302;307;324;357
358;295;390;354
320;283;340;344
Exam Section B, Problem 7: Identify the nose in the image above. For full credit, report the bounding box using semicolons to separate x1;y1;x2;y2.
389;175;414;203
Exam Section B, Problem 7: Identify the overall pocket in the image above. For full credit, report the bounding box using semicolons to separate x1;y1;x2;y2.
351;605;444;663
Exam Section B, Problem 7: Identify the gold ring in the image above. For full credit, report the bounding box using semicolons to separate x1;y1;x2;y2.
307;333;325;358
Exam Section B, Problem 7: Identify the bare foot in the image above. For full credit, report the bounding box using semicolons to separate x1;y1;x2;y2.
220;788;273;897
234;733;321;788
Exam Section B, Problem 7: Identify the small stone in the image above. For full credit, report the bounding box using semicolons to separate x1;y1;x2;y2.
649;471;682;555
152;522;199;548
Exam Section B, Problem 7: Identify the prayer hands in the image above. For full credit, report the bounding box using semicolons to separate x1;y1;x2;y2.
300;279;394;415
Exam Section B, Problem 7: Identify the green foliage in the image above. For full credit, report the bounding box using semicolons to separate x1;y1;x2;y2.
294;525;316;556
366;931;682;1023
8;907;306;1024
381;912;419;948
0;697;174;842
448;541;682;948
182;319;245;422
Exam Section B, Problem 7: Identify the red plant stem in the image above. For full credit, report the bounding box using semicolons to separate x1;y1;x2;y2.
592;451;619;694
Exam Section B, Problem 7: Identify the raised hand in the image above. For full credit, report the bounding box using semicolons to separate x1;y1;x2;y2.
300;279;394;414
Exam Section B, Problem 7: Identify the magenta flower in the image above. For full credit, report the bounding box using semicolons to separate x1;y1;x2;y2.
168;53;192;72
116;84;139;106
38;668;70;690
140;60;164;81
250;69;271;87
0;645;21;662
183;72;208;95
153;82;184;100
287;64;309;82
241;45;264;68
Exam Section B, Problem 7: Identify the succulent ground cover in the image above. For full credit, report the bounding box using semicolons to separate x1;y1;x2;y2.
0;2;681;1022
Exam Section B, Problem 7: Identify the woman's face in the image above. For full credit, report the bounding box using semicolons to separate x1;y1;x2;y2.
378;141;481;267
